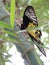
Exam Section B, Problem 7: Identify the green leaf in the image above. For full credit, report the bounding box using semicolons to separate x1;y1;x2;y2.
10;0;15;28
0;35;18;43
3;29;17;37
27;50;43;65
0;21;12;29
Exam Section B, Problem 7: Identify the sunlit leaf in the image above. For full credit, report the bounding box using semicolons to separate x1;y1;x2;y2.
10;0;15;28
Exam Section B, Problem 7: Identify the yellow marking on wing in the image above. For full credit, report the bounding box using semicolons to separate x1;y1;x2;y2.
28;30;36;37
27;30;40;42
27;22;36;28
27;22;36;38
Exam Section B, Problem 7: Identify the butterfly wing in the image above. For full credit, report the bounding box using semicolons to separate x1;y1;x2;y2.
23;6;38;25
37;44;46;56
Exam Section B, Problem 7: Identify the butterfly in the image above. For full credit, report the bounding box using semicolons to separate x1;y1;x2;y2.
20;6;46;56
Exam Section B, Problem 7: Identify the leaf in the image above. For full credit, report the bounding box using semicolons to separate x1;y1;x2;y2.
10;0;15;28
0;21;12;29
27;50;43;65
2;29;17;37
0;35;18;43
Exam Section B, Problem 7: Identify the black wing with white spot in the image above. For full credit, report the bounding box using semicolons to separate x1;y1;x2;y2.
23;6;38;25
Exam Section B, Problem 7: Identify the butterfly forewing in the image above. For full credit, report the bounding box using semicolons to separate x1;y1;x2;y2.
24;6;38;24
